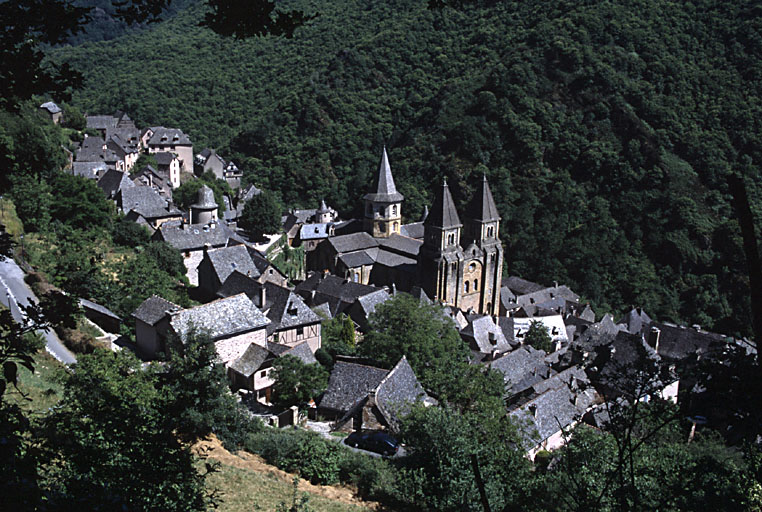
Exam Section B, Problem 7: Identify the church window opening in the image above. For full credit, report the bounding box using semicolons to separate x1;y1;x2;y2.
392;205;397;216
469;262;476;271
448;233;455;245
464;281;470;293
487;226;494;238
474;279;478;291
451;262;457;272
393;221;398;232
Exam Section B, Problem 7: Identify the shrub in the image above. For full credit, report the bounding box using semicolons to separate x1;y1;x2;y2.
338;449;398;501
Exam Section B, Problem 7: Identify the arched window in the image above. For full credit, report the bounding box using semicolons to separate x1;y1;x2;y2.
451;262;457;272
487;226;494;238
469;262;476;272
392;205;397;216
474;279;478;291
393;221;398;232
448;233;455;245
464;281;470;293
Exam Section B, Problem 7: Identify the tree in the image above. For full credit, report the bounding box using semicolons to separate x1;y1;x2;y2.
40;350;213;511
173;172;231;217
49;173;114;231
111;215;151;247
238;189;282;241
144;240;186;278
321;313;356;359
358;293;469;395
61;103;86;130
524;320;554;353
271;355;328;408
133;152;159;175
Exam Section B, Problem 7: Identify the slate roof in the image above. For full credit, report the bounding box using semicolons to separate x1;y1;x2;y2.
131;295;180;325
86;115;117;131
425;179;462;229
79;298;121;320
206;245;261;284
651;322;729;362
511;385;584;449
229;343;272;377
465;175;500;222
155;222;236;251
281;341;318;365
374;249;417;269
97;169;134;198
461;314;513;354
40;101;61;114
375;356;430;425
169;293;270;340
72;161;108;178
119;185;177;219
264;284;322;335
155;151;177;165
300;223;332;241
320;360;390;412
503;276;545;295
295;272;382;306
489;346;551;395
379;233;422;257
618;308;652;335
353;289;391;319
338;250;376;268
399;222;424;239
146;127;192;146
328;232;379;254
192;185;218;209
363;147;404;203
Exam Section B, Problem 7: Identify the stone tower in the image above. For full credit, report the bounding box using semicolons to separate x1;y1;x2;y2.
191;184;218;225
363;147;403;238
316;199;332;224
463;175;503;316
418;179;465;307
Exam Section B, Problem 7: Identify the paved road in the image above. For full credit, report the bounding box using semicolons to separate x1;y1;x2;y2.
0;257;77;365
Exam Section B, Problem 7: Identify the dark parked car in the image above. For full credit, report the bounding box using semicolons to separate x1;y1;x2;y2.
344;430;400;456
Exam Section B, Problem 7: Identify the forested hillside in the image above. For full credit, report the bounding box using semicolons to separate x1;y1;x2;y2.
50;0;762;336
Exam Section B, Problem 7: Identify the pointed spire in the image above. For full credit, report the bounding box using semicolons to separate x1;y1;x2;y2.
425;179;462;229
363;147;404;203
465;174;500;222
318;198;329;213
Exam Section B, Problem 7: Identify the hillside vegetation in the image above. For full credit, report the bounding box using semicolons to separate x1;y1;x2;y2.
50;0;762;335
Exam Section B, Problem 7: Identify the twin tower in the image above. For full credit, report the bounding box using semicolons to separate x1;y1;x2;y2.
363;148;504;316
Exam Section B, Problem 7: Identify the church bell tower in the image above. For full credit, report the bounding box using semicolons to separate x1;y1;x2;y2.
363;147;403;238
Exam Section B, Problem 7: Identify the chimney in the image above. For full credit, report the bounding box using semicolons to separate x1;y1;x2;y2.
488;331;497;345
259;286;266;308
203;243;211;256
648;327;661;353
528;404;537;417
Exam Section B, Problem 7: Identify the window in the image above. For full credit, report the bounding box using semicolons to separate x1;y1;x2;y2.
392;205;397;216
380;221;386;231
260;371;267;378
448;233;455;245
473;279;478;291
487;226;494;238
469;262;476;271
451;262;457;272
393;221;398;232
464;281;469;293
297;326;304;337
353;272;359;282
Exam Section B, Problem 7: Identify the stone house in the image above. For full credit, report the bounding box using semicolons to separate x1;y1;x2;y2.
131;165;172;201
117;186;183;232
131;295;181;358
319;356;432;432
197;244;288;298
154;152;181;189
97;169;135;200
39;102;62;124
143;127;193;174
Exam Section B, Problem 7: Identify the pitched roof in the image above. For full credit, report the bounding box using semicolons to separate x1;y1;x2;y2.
320;360;390;412
40;101;61;114
338;250;377;269
86;115;117;131
379;233;422;257
79;298;121;320
154;222;236;251
206;245;261;284
353;289;391;319
399;222;424;240
146;127;192;146
280;341;318;365
299;223;331;241
465;175;500;222
461;314;512;354
374;248;417;269
229;343;273;377
503;276;545;295
375;356;430;425
425;179;461;229
363;147;404;203
155;151;178;165
263;285;322;335
651;322;729;362
119;186;177;219
489;346;551;395
328;232;379;254
169;293;270;340
131;295;180;325
72;161;108;179
510;385;584;449
97;169;134;198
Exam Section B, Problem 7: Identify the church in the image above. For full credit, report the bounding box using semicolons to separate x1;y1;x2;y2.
306;148;504;316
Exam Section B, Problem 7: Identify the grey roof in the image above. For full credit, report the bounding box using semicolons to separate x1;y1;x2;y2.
192;185;218;209
131;295;180;325
170;293;270;340
618;308;651;334
217;270;260;298
40;101;61;114
206;245;261;284
72;161;108;178
155;222;236;251
328;232;379;254
300;223;331;241
461;314;512;354
515;285;580;308
86;115;117;131
146;127;192;146
399;222;424;239
119;185;176;219
363;147;404;203
503;276;545;295
320;360;390;412
425;179;462;229
651;322;729;362
295;272;382;306
97;169;134;198
511;385;584;449
79;298;120;320
317;199;329;214
229;343;272;377
379;233;423;257
354;289;391;319
489;346;550;395
465;175;500;222
374;248;417;269
155;151;177;165
281;341;318;365
496;317;520;348
375;356;429;426
264;285;322;335
338;250;376;269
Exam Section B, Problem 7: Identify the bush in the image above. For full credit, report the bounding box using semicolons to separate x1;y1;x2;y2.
338;450;398;501
112;216;151;247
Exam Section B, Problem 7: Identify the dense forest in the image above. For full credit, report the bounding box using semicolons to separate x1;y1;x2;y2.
49;0;762;335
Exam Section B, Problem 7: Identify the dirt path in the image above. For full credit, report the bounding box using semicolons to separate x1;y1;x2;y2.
193;436;381;510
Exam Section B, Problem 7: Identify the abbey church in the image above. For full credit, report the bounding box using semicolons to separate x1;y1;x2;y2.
306;148;503;316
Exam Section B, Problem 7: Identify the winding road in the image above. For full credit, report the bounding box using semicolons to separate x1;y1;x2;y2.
0;256;77;365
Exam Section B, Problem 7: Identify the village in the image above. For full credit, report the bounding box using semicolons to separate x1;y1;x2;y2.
44;102;756;459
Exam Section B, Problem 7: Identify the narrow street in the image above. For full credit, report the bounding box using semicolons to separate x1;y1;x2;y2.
0;257;77;365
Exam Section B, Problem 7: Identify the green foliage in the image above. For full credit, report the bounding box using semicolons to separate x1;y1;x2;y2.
9;173;51;233
144;240;186;278
276;477;315;512
359;293;468;395
160;329;257;447
133;152;159;174
525;320;554;353
61;103;86;130
49;172;114;231
321;313;356;360
239;189;283;241
40;350;211;511
173;171;231;217
111;214;151;246
271;355;329;408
